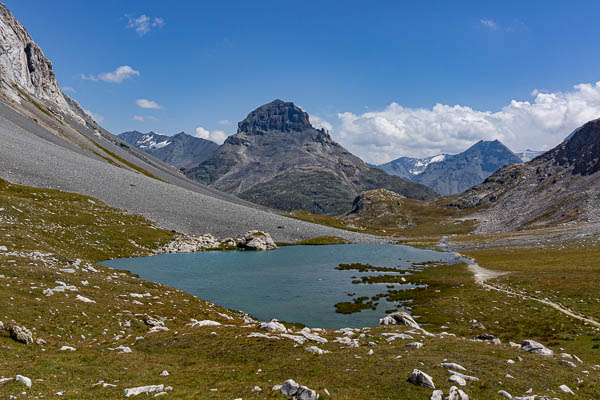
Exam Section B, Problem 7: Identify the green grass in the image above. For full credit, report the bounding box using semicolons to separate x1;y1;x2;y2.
1;178;600;398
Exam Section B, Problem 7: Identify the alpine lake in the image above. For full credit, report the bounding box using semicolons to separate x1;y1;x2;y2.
101;244;462;329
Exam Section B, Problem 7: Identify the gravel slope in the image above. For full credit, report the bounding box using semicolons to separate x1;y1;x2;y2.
0;105;382;243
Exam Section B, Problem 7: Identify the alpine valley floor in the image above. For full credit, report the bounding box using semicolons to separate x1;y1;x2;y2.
1;178;599;399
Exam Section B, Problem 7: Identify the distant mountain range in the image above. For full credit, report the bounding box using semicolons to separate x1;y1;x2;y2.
118;131;218;170
456;119;600;232
375;141;536;195
185;100;437;215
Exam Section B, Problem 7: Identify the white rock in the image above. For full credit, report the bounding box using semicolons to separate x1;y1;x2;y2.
305;346;329;355
188;319;221;328
259;319;287;333
252;386;262;392
160;370;169;376
124;384;164;397
300;328;327;344
116;345;132;353
280;334;307;344
405;342;423;349
379;311;420;328
440;363;466;371
521;339;553;356
446;370;479;382
446;385;469;400
15;375;31;388
75;295;95;303
449;375;467;386
497;390;513;399
559;384;575;395
295;385;319;400
59;346;76;351
430;389;444;400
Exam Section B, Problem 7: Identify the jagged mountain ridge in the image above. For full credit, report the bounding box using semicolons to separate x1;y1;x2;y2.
118;131;219;170
455;119;600;232
376;140;522;196
186;100;438;215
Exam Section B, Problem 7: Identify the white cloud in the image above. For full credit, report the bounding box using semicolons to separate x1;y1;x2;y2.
335;81;600;164
136;98;162;109
480;18;498;30
218;119;230;125
309;115;333;132
133;115;159;122
62;86;76;93
195;127;229;144
83;109;104;123
127;14;165;36
81;65;140;83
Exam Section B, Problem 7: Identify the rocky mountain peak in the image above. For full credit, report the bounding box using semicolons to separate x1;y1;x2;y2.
555;118;600;175
237;99;313;135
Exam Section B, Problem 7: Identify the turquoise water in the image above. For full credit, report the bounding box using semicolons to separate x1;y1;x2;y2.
101;244;460;329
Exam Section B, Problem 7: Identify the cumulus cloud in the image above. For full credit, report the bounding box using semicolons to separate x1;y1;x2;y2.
480;18;498;30
126;14;165;36
335;81;600;164
136;98;163;109
195;127;229;144
133;115;159;122
218;119;230;125
310;115;333;132
83;109;104;123
81;65;140;83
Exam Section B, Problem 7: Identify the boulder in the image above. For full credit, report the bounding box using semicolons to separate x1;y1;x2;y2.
408;369;435;389
9;325;33;344
475;333;497;341
521;340;554;356
440;363;466;371
497;390;513;399
559;384;575;395
281;379;300;396
124;384;164;397
238;230;277;251
379;311;419;328
305;346;328;355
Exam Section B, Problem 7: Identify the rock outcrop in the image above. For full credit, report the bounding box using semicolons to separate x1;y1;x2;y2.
379;311;420;328
158;231;277;253
408;369;435;388
186;100;437;215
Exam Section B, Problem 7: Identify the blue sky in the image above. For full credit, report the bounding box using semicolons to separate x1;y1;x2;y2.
7;0;600;162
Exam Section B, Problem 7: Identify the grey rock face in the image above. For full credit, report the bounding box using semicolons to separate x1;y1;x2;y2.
118;131;219;170
280;379;300;396
9;325;33;344
238;230;277;251
408;369;435;389
186;100;437;215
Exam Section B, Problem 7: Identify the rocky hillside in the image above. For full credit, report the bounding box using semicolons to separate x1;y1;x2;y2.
376;140;522;196
118;131;218;170
455;119;600;232
186;100;437;215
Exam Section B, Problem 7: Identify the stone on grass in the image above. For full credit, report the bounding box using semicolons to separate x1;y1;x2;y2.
430;390;444;400
259;319;287;333
60;346;76;351
405;342;423;349
299;327;327;343
440;363;466;371
124;384;164;397
379;311;419;328
520;340;553;356
305;346;329;355
295;385;318;400
446;370;479;382
9;325;33;344
15;374;32;388
449;375;467;386
559;384;575;395
160;370;169;376
446;385;469;400
188;319;221;328
75;295;95;303
280;379;300;396
408;369;435;389
497;390;513;399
